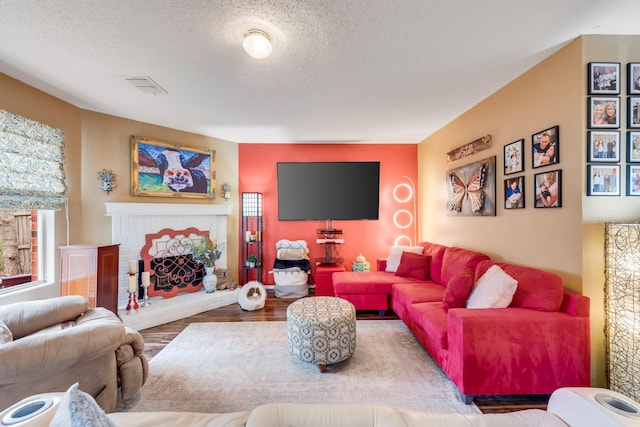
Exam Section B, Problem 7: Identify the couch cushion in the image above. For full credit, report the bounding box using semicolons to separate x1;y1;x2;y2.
440;247;490;287
385;246;425;272
334;271;425;295
467;265;517;309
442;266;475;312
395;252;431;280
475;260;564;312
418;242;448;284
412;302;449;350
392;282;445;306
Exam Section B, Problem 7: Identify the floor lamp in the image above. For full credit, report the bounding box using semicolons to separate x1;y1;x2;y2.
604;222;640;401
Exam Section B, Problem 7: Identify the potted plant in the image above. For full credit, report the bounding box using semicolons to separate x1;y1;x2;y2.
247;254;259;268
191;236;222;268
192;236;223;293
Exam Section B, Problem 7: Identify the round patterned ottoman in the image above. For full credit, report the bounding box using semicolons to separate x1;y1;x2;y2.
286;296;356;372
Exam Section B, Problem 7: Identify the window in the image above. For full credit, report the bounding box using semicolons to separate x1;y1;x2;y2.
0;109;66;293
0;210;54;291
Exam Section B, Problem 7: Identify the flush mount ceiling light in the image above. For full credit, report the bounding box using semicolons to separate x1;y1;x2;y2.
242;29;272;59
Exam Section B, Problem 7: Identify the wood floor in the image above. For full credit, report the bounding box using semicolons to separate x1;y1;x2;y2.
138;290;549;414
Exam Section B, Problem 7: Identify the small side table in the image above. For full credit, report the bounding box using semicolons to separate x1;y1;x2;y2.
315;264;346;296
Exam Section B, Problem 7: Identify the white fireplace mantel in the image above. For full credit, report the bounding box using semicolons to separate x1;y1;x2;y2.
105;202;232;217
105;202;236;330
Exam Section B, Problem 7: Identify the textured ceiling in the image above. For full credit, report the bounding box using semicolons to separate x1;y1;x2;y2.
0;0;639;143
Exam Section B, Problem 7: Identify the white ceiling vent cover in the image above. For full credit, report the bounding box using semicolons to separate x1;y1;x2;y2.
125;76;168;95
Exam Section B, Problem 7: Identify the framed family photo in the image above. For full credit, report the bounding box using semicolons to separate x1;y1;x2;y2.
588;97;620;128
587;131;620;162
504;176;524;209
534;169;561;208
532;126;559;169
627;165;640;196
628;63;640;94
131;135;216;199
504;139;524;175
587;165;620;196
628;131;640;162
628;96;640;128
588;62;620;94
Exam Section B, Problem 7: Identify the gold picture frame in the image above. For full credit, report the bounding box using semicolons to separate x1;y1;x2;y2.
131;135;216;198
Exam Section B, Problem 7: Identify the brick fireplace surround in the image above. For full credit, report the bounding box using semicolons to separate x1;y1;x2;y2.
105;202;238;330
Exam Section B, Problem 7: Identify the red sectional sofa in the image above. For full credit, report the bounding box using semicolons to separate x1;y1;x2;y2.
332;242;591;403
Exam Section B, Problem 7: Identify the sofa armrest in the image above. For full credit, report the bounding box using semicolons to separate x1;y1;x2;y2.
0;296;90;339
445;307;590;396
0;308;125;384
561;291;590;317
116;327;149;400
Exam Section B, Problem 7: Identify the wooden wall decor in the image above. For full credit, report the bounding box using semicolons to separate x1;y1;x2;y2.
446;135;492;163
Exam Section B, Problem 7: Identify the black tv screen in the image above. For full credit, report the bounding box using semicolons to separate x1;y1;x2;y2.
277;162;380;221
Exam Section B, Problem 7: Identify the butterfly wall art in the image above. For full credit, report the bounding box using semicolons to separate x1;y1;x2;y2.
446;156;496;216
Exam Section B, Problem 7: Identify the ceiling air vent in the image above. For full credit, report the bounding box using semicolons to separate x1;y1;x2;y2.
125;76;168;95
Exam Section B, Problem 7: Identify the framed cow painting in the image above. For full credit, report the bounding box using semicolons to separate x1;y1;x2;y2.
131;135;216;198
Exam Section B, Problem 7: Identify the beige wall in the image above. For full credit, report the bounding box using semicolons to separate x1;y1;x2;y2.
418;35;640;388
0;73;240;287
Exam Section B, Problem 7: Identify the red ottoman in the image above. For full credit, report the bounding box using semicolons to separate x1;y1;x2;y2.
315;264;346;296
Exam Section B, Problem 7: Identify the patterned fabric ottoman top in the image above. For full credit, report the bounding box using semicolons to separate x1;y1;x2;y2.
286;297;356;369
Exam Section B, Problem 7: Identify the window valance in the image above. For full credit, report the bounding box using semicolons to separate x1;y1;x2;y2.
0;109;67;210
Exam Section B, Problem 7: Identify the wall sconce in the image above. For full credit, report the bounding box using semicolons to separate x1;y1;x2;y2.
221;182;232;200
98;169;117;194
604;222;640;401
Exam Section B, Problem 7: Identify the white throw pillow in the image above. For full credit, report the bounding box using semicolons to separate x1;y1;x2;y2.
50;383;115;427
466;265;518;309
385;246;424;272
0;320;12;344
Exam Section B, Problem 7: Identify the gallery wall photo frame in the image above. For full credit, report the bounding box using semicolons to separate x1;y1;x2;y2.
588;62;620;95
534;169;562;208
627;63;640;95
131;135;216;199
504;176;524;209
587;131;620;162
588;97;620;129
628;96;640;128
628;131;640;162
504;139;524;175
627;165;640;196
532;125;559;169
587;164;621;196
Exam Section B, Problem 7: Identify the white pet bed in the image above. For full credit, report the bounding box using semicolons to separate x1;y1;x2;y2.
239;281;267;311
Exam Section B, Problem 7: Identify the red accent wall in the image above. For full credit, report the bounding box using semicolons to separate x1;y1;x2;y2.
238;143;418;285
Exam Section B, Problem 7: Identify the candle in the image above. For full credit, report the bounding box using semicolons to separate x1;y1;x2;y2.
128;275;137;292
246;231;251;242
141;271;150;286
129;260;138;274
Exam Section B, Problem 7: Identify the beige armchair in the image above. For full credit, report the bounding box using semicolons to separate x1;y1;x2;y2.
0;295;148;412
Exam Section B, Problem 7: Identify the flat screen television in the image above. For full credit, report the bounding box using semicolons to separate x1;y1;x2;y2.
277;161;380;221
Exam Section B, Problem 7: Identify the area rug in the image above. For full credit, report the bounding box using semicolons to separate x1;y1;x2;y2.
120;320;480;414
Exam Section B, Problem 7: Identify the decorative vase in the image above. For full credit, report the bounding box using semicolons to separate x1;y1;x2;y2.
203;266;217;293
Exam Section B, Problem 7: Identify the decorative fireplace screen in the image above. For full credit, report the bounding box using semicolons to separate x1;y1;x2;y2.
140;227;208;298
